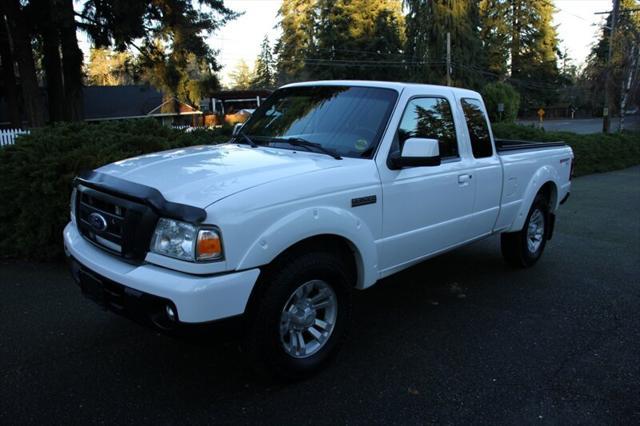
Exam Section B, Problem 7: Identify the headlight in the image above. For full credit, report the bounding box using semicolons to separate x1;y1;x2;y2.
150;218;223;262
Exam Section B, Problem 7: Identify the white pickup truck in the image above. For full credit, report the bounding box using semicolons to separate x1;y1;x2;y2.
64;81;573;378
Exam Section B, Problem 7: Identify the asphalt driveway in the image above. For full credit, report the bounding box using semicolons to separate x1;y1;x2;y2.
1;167;639;424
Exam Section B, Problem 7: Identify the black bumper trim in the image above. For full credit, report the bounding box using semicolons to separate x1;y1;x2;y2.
67;256;244;338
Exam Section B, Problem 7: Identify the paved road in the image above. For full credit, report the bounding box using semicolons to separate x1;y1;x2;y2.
518;116;640;134
1;167;639;425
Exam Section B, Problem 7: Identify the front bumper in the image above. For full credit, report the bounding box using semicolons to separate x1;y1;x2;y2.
64;223;260;324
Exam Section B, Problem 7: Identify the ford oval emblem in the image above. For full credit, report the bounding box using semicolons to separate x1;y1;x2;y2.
88;212;108;232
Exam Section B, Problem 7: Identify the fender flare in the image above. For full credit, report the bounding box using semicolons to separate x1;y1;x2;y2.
508;165;560;232
236;206;379;289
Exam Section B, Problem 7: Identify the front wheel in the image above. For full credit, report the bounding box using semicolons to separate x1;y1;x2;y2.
243;250;353;380
501;193;549;268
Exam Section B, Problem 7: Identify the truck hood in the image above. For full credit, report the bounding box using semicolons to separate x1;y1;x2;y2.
97;144;346;208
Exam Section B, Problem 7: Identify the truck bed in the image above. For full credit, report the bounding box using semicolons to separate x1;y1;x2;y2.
495;139;567;153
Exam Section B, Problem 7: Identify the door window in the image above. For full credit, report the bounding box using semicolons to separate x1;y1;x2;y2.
461;98;493;158
394;97;459;159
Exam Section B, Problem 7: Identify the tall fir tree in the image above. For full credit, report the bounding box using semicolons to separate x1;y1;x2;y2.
405;0;486;88
307;0;405;80
275;0;318;83
479;0;509;79
479;0;562;106
229;60;254;90
580;0;640;116
86;48;138;86
81;0;238;109
252;36;276;89
275;0;405;82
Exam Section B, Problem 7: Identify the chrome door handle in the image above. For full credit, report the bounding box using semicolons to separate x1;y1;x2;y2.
458;174;472;185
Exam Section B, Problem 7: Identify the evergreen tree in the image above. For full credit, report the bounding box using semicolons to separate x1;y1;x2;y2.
81;0;238;109
512;0;560;92
252;36;276;89
478;0;562;106
86;48;138;86
308;0;405;80
581;0;640;116
229;60;254;90
405;0;486;88
479;0;509;79
0;0;47;126
275;0;404;82
275;0;318;83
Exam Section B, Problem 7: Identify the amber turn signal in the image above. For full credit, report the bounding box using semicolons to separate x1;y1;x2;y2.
196;229;222;260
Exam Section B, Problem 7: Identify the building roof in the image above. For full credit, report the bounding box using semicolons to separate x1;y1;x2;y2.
0;85;201;126
207;89;272;101
83;85;200;121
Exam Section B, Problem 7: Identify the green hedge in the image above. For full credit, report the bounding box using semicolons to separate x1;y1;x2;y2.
0;120;230;260
492;123;640;177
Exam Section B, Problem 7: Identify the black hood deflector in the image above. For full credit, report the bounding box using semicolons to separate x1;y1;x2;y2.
74;170;207;223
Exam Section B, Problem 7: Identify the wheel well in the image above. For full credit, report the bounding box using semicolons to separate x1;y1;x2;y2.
539;181;558;211
271;235;359;286
242;234;361;324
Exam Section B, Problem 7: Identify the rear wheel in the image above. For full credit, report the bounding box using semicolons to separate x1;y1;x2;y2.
244;249;353;380
501;193;549;268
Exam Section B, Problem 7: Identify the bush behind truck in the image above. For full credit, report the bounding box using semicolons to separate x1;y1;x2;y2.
0;120;229;260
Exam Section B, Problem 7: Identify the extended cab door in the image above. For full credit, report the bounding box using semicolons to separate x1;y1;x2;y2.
376;91;477;275
456;96;503;236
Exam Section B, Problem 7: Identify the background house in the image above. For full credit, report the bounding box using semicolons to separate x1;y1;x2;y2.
0;85;203;128
201;89;272;126
82;85;203;126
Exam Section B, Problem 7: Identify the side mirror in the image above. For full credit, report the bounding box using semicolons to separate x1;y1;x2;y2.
390;138;441;169
232;123;243;136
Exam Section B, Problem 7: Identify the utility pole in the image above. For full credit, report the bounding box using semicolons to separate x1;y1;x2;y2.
446;32;452;86
602;0;620;133
619;45;639;132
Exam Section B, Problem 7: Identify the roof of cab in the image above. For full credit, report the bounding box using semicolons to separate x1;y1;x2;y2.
281;80;482;99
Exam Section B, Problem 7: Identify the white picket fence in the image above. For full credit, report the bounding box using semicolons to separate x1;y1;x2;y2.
0;128;30;147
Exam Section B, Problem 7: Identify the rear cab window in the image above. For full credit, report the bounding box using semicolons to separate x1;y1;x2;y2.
460;98;494;158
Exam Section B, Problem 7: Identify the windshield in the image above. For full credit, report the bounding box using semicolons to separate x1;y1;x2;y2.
240;85;398;159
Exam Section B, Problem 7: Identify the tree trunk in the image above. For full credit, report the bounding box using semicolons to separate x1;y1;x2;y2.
40;0;65;122
1;0;46;127
0;18;22;127
510;0;521;79
55;0;83;121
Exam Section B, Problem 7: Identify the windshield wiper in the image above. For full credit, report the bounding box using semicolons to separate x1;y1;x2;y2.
273;137;342;160
234;130;258;148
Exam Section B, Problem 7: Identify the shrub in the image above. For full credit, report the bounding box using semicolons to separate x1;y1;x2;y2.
492;123;640;176
0;119;229;260
481;82;521;123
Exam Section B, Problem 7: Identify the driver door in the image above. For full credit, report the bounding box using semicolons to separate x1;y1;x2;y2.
377;95;476;274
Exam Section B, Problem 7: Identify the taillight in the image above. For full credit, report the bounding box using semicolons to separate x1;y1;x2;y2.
569;159;575;180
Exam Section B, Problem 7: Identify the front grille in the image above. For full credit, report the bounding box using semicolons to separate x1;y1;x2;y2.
78;191;126;252
76;185;158;262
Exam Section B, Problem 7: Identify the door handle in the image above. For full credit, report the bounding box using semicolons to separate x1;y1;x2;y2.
458;174;472;185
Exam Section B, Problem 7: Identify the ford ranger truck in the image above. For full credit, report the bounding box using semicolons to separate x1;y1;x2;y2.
64;81;573;378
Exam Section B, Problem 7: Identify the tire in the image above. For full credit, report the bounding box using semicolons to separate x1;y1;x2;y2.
501;193;549;268
243;249;353;380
